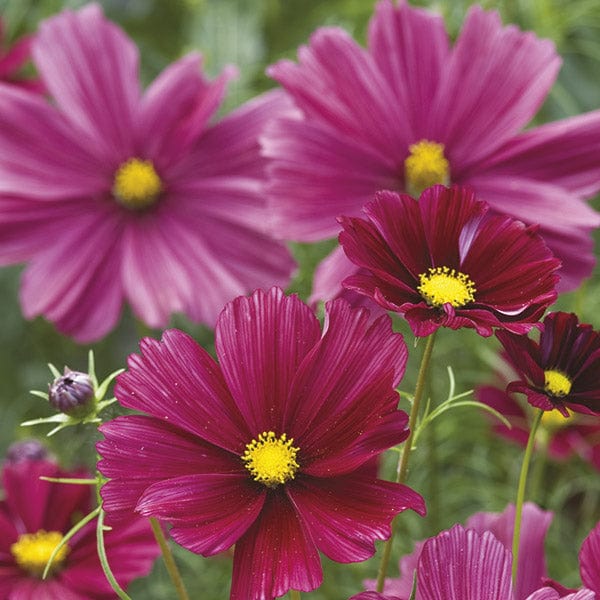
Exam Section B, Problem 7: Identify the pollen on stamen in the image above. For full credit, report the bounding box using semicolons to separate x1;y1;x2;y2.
417;266;476;308
113;158;162;210
544;369;572;398
404;140;450;197
11;529;69;577
242;431;299;487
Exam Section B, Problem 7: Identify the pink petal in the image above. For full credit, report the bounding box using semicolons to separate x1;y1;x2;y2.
136;473;265;556
9;578;85;600
417;524;513;600
289;475;425;562
580;521;600;593
98;415;241;520
231;492;322;600
432;6;560;170
215;287;321;434
115;330;249;452
526;590;595;600
368;0;449;138
33;4;140;161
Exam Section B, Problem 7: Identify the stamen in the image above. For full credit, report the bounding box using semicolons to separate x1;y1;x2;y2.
242;431;299;487
113;158;162;209
11;530;69;577
417;266;476;308
544;370;572;397
404;140;450;197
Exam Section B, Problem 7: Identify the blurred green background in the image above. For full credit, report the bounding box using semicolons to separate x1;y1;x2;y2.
1;0;599;598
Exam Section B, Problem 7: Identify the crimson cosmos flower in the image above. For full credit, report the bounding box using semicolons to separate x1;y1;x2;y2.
97;287;425;600
0;18;44;93
496;312;600;416
0;4;295;342
0;458;159;599
263;0;600;304
338;185;560;337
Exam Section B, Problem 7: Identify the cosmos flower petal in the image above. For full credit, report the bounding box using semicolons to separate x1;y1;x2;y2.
526;590;596;600
9;578;82;600
368;0;449;137
416;524;513;600
432;5;560;169
263;115;398;240
116;329;249;450
580;521;600;593
33;3;140;159
267;27;409;161
231;492;322;600
288;475;425;563
137;474;265;556
98;415;242;520
19;206;124;343
215;287;321;433
466;503;552;599
350;594;402;600
140;53;236;166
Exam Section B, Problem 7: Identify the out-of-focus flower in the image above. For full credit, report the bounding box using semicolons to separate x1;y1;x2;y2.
338;185;560;337
496;312;600;416
263;0;600;305
97;287;425;600
0;18;44;92
0;3;295;342
0;458;159;599
4;439;50;464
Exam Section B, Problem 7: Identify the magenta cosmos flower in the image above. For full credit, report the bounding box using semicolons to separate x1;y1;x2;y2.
338;185;560;337
366;503;553;600
0;458;159;600
0;18;44;93
496;312;600;416
0;4;295;342
97;287;425;600
263;0;600;302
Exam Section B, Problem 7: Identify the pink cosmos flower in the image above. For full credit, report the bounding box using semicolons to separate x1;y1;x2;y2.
365;503;553;600
97;287;426;600
338;185;560;337
0;458;159;599
0;18;44;93
496;312;600;416
263;0;600;303
0;4;295;342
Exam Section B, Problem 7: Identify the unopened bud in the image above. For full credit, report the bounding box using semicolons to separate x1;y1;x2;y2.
5;439;51;464
48;369;94;417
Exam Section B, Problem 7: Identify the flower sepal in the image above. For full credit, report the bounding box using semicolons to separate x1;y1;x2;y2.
21;351;123;436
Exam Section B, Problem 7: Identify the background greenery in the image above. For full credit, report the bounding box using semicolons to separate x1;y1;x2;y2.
1;0;599;598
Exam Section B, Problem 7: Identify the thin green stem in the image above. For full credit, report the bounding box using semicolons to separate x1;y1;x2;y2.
376;332;437;592
150;517;190;600
289;590;301;600
96;508;132;600
511;408;543;585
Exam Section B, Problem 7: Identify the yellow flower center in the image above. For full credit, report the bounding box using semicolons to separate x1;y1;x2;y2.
113;158;162;209
417;266;476;308
11;530;69;577
242;431;299;487
544;369;572;397
541;406;573;430
404;140;450;197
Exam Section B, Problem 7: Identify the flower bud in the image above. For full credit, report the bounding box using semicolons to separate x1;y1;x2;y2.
5;439;51;464
48;369;95;417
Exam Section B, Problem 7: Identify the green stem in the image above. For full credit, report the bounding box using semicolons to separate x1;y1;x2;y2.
96;508;132;600
511;408;543;585
376;332;437;592
150;517;190;600
289;591;301;600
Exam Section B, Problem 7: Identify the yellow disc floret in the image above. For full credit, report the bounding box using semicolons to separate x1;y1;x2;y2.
541;406;573;430
417;266;476;308
242;431;299;487
404;140;450;197
113;158;162;209
11;530;69;577
544;369;572;397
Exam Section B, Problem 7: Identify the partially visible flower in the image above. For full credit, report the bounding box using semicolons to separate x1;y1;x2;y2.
0;458;159;599
263;0;600;302
496;312;600;416
0;4;295;342
338;185;560;337
5;439;50;464
0;18;44;92
97;287;425;600
367;503;552;600
49;368;94;417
